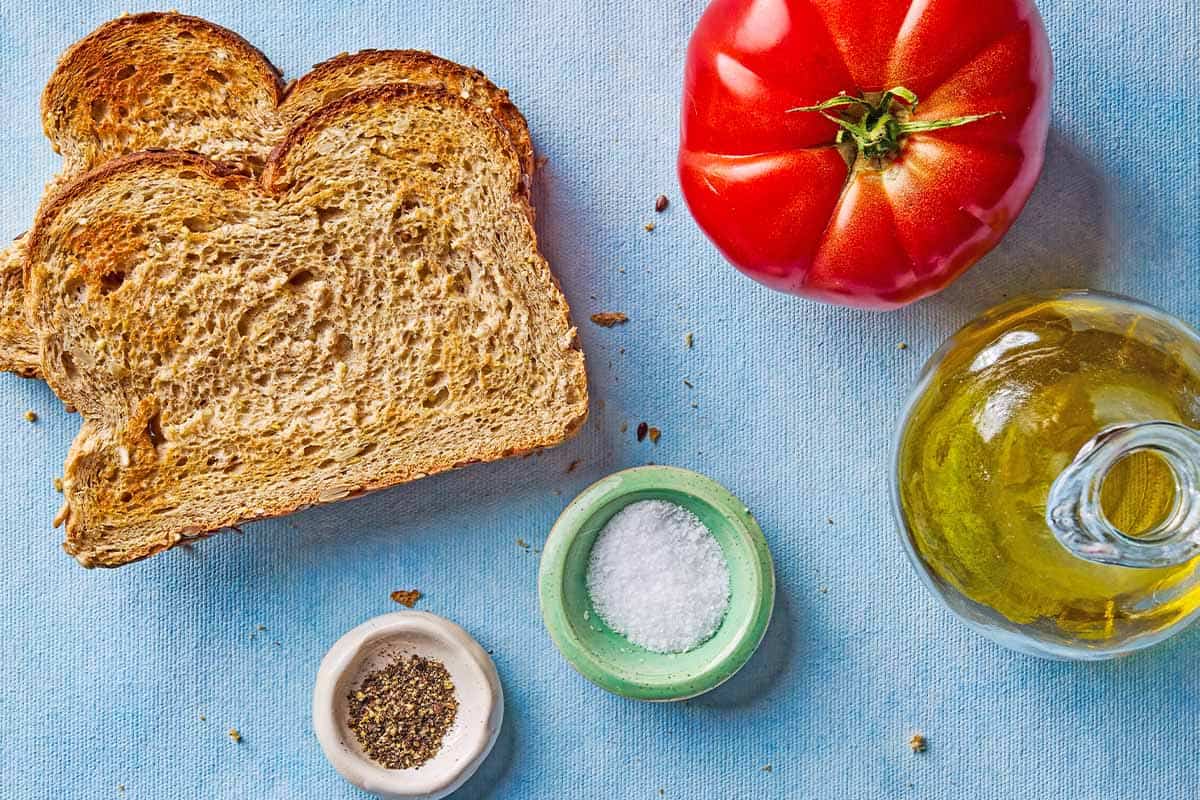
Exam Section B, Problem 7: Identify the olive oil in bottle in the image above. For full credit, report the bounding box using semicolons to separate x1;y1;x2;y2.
895;291;1200;658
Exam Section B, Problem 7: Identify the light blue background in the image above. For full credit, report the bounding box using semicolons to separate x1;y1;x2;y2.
1;1;1198;797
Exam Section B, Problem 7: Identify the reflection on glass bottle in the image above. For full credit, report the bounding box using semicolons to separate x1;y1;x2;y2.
894;290;1200;659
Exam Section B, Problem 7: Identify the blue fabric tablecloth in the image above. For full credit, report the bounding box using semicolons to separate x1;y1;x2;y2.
1;1;1198;797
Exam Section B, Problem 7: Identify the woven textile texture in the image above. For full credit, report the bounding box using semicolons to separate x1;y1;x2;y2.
1;1;1198;797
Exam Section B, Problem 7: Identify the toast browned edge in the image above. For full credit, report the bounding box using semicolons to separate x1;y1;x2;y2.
286;49;536;181
29;85;587;567
5;12;539;379
41;12;286;151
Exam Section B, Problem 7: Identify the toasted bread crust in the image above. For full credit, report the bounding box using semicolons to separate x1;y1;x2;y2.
28;87;587;568
283;50;535;179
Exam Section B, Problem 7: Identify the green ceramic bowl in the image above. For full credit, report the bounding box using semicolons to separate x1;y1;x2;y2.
538;465;775;701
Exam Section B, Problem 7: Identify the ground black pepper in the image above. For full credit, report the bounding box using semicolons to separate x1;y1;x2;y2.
347;655;458;770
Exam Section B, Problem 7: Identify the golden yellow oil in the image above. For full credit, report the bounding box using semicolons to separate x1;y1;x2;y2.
897;294;1200;643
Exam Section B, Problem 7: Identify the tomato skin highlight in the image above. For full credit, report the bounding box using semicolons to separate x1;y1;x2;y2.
679;0;1052;309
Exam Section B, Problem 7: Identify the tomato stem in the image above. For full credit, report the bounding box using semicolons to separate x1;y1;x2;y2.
789;86;998;165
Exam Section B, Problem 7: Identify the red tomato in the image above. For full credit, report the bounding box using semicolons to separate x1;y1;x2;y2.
679;0;1052;309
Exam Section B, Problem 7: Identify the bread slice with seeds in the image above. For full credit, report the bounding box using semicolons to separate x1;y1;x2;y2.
28;85;587;567
1;12;535;377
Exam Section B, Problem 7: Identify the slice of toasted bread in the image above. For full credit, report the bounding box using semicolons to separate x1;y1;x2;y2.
28;85;587;568
1;12;535;377
0;236;39;378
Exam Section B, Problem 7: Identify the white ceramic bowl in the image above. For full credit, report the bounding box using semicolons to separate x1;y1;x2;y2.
313;611;503;799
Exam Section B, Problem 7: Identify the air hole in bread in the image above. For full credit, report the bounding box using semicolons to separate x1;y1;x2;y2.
332;334;353;360
98;269;126;294
159;73;175;86
178;30;194;40
321;241;338;257
61;352;78;379
286;269;315;289
301;444;321;458
114;64;136;81
119;491;133;503
175;456;188;468
206;69;229;85
315;207;345;226
357;442;378;457
423;386;450;408
146;412;165;448
317;457;337;470
89;98;109;123
424;371;445;388
178;171;199;180
182;216;217;233
236;308;260;338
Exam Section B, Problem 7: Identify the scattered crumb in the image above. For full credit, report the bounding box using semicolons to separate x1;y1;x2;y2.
644;222;656;232
516;538;531;550
256;624;266;631
761;764;773;773
228;728;242;744
619;421;628;433
23;409;37;422
818;585;829;594
682;379;694;389
590;312;628;327
636;422;649;442
390;589;422;608
53;477;63;493
897;342;909;350
685;332;693;349
826;517;834;525
199;713;206;721
117;785;125;793
690;403;698;409
909;733;927;753
648;427;661;444
566;459;580;473
655;194;669;212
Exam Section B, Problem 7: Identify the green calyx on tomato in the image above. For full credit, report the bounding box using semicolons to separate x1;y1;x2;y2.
790;86;998;166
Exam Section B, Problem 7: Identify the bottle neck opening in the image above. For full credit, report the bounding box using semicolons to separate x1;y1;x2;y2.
1047;422;1200;568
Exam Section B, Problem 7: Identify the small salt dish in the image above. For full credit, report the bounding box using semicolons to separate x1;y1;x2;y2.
539;466;775;701
313;611;503;799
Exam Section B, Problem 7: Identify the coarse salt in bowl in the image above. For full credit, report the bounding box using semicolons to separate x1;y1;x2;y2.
539;466;776;701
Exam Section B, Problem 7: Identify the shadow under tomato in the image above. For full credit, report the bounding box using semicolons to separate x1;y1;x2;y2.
927;129;1111;316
